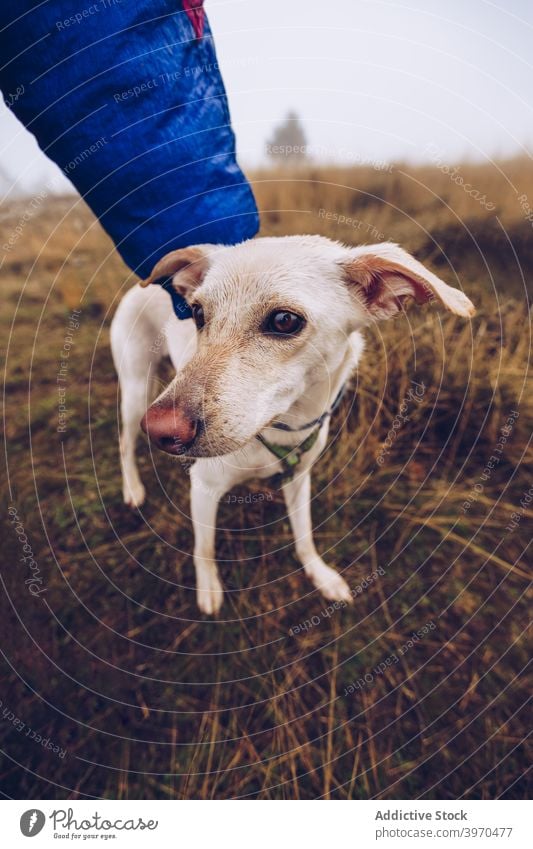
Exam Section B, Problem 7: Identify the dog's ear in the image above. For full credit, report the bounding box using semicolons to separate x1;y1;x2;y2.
140;246;210;294
340;243;475;320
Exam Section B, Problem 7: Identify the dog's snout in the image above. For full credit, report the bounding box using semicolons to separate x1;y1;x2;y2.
141;404;199;454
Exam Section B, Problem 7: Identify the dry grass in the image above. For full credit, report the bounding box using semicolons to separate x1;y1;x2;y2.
0;158;531;799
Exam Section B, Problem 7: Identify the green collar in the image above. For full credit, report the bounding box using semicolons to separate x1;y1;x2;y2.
256;426;321;483
256;383;347;483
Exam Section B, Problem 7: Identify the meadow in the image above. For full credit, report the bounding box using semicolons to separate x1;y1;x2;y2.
0;158;531;799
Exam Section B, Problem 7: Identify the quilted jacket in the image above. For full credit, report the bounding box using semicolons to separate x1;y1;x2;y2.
0;1;259;278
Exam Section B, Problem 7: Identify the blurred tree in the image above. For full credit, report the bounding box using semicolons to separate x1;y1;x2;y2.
266;111;308;164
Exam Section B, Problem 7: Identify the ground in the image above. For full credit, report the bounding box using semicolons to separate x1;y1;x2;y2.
0;160;531;799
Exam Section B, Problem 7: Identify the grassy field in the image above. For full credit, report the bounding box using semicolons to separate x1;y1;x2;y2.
0;159;531;799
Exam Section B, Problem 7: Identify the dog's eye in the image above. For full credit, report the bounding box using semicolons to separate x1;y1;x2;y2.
265;310;305;336
192;303;205;329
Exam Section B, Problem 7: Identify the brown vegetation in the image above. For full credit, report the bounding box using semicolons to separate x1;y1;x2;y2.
0;158;531;799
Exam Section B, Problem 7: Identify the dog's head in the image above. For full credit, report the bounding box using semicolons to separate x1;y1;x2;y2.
140;236;474;457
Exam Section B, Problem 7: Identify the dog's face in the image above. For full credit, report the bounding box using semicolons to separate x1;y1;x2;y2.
140;236;474;457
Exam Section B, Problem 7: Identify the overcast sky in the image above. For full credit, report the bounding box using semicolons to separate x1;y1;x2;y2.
1;0;532;194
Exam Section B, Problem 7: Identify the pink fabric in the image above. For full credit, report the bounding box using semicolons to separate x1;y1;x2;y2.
183;0;205;39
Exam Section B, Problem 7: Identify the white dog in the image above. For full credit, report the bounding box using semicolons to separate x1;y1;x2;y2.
111;236;474;614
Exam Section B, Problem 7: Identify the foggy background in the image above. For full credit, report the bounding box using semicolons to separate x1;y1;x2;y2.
1;0;532;195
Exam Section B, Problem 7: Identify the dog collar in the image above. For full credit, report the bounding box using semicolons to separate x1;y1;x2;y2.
269;383;347;433
153;275;193;319
256;383;347;481
256;427;322;483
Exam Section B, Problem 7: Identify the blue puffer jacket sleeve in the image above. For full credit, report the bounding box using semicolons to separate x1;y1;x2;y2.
0;1;259;279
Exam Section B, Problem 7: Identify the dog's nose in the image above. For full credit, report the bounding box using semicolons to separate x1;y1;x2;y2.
140;405;199;454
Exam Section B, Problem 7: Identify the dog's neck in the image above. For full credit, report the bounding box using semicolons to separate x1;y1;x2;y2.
260;349;355;445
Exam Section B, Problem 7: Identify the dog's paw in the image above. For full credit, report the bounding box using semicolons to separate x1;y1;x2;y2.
196;574;225;616
123;481;146;509
308;563;353;605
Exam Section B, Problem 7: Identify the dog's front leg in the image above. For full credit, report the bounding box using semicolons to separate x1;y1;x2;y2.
283;471;352;604
190;466;225;615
